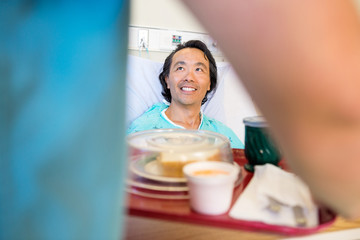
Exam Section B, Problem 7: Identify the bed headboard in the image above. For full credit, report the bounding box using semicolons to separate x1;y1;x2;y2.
125;55;257;142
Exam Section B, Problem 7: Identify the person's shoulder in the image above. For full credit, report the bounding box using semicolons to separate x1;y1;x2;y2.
127;102;168;134
202;114;244;148
137;102;167;117
203;114;230;130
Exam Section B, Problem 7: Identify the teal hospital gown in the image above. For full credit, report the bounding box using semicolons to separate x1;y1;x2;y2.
127;102;244;149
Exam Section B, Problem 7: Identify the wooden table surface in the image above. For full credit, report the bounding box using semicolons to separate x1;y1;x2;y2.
124;215;360;240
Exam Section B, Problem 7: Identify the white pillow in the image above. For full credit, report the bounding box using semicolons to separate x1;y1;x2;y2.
126;55;163;126
222;66;258;142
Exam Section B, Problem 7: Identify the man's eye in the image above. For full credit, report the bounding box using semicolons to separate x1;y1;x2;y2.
196;68;203;72
177;66;184;71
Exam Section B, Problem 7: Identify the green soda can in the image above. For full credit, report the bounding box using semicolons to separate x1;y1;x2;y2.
243;116;281;172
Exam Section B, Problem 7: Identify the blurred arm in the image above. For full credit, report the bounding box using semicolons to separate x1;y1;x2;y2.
182;0;360;219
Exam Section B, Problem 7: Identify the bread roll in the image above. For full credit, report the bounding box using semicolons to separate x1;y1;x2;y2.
158;148;221;177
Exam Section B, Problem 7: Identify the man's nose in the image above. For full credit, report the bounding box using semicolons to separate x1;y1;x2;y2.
184;70;195;82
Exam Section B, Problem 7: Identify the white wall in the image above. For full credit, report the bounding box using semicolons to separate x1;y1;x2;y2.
130;0;205;33
128;0;225;62
130;0;360;29
130;0;360;60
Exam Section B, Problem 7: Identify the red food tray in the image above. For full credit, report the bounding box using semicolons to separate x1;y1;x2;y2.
125;149;336;236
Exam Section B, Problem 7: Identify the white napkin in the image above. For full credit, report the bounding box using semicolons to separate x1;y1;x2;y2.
229;164;318;228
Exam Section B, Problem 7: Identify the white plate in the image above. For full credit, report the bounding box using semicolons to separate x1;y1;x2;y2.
129;155;187;183
126;173;189;192
129;155;242;184
126;187;189;200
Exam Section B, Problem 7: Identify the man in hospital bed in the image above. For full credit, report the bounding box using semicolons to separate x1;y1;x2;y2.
127;40;243;149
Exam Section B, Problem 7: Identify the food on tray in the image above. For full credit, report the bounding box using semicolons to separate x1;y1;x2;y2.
192;169;229;176
157;148;221;177
127;129;233;179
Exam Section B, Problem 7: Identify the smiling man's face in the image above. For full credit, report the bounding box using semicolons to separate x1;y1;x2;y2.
165;48;211;108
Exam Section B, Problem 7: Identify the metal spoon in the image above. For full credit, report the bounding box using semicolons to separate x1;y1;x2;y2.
267;196;307;227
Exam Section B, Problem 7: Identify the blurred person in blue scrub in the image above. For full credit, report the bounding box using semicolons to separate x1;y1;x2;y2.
0;1;129;239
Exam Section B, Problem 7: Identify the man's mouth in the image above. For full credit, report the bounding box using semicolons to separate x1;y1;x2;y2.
181;87;196;92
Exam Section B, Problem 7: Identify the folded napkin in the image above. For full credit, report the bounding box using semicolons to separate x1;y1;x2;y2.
229;164;318;228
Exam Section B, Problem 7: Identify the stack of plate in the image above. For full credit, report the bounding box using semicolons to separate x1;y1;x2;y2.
126;129;238;199
126;154;190;199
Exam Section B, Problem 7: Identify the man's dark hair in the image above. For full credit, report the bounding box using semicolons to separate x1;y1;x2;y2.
159;40;217;105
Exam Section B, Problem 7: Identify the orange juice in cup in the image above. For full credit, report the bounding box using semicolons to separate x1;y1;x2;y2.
183;161;240;215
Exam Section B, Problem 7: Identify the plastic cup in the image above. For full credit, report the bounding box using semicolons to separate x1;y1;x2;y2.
243;116;281;172
183;161;240;215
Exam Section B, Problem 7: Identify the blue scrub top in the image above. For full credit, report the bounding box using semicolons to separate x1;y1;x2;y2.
0;1;129;239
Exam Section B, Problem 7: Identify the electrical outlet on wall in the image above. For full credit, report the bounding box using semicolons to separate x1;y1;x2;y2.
138;29;149;49
172;35;182;46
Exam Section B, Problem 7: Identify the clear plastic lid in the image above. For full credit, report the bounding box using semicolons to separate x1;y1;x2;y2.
127;129;231;153
127;129;234;180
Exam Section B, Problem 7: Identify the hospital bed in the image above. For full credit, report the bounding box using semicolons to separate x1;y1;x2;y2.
126;55;258;143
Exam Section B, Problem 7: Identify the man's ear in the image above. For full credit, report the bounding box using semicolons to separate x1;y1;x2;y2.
165;76;170;89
